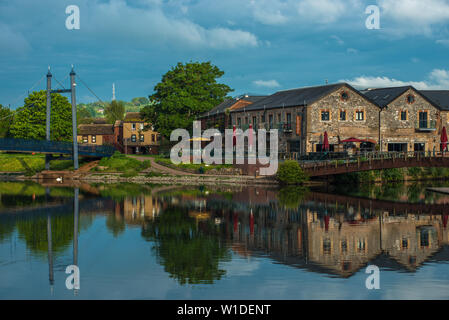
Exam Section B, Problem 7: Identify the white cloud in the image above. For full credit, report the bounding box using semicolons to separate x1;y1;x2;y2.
379;0;449;35
85;0;259;49
250;0;289;25
346;48;358;54
436;39;449;46
253;79;281;88
331;35;344;45
297;0;349;23
340;68;449;90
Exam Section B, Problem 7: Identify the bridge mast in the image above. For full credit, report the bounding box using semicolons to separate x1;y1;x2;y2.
70;66;79;170
45;67;52;170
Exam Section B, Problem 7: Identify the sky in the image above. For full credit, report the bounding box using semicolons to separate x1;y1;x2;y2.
1;0;449;108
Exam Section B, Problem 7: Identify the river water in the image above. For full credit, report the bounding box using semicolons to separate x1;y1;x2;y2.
1;181;449;299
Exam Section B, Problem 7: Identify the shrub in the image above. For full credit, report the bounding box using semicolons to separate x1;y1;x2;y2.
407;167;422;179
382;168;404;182
277;160;308;185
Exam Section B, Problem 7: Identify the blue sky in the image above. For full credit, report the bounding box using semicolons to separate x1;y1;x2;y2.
1;0;449;108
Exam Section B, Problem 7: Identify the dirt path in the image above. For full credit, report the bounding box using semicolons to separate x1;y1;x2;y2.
76;160;100;173
130;155;195;176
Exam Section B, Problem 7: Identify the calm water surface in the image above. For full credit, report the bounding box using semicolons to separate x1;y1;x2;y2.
1;181;449;299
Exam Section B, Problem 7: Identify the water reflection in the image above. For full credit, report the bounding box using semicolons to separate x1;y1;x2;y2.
1;181;449;296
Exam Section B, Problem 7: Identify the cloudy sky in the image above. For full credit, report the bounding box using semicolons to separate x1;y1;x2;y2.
1;0;449;108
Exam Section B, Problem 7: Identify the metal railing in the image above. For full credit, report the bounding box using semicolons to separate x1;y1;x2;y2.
0;138;115;157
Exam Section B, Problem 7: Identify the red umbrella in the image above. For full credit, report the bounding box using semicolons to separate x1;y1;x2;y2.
323;131;329;151
249;124;253;152
441;127;448;151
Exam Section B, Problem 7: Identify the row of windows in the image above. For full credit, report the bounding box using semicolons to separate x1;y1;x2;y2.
129;134;157;143
320;110;364;121
235;113;293;127
82;135;96;143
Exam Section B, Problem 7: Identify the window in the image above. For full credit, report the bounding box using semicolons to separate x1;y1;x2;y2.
91;135;96;143
341;239;348;253
339;110;346;121
341;91;349;101
401;238;409;249
321;110;330;121
418;111;428;128
261;114;265;123
140;123;144;130
237;118;241;127
152;134;155;142
400;110;407;121
355;110;364;121
407;94;415;104
252;116;257;127
323;238;331;254
269;114;273;129
388;143;407;152
277;113;281;123
286;113;292;130
131;134;136;142
357;239;366;252
414;143;425;152
82;135;88;143
139;134;144;142
132;123;136;131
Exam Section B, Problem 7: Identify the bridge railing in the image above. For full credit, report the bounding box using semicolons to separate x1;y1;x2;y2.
0;138;116;157
297;150;449;171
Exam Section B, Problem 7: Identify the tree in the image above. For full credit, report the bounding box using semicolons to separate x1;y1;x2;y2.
131;97;149;106
0;104;12;138
77;105;94;124
141;61;233;137
10;90;73;141
104;100;125;124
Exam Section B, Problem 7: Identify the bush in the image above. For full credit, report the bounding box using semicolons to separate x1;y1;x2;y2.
381;168;404;182
277;160;308;185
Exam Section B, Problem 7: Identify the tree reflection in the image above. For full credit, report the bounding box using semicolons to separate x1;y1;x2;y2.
105;214;126;238
16;213;75;256
277;186;309;209
141;207;231;285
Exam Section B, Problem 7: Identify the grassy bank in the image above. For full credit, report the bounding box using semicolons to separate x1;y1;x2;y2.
155;157;233;174
0;153;87;175
94;152;151;177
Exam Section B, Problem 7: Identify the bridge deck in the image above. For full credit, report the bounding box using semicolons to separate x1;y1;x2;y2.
299;152;449;177
0;138;115;158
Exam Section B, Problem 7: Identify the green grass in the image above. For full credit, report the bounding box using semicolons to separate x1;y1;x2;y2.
0;153;88;174
96;152;151;173
155;158;232;173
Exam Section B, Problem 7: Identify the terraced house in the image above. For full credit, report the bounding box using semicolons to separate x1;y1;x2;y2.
230;83;382;154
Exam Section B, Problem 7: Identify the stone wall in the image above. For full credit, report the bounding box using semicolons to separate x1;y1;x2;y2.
380;88;440;152
306;85;380;152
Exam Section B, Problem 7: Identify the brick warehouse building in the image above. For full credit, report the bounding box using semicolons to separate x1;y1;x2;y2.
224;83;449;155
199;95;267;131
230;83;381;154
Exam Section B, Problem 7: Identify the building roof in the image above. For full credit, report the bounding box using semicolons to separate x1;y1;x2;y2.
199;95;267;118
123;112;144;122
361;86;412;108
420;90;449;111
78;124;114;135
233;83;368;113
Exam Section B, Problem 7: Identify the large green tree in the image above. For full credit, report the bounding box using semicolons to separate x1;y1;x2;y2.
141;61;233;137
0;104;12;138
10;90;73;141
104;100;125;124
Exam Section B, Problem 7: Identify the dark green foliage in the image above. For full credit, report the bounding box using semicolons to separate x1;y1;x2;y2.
277;160;308;185
141;61;233;137
0;104;12;137
407;167;422;179
10;90;72;141
104;100;125;124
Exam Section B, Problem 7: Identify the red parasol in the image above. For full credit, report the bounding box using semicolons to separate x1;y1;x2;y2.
323;131;329;151
441;127;448;151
